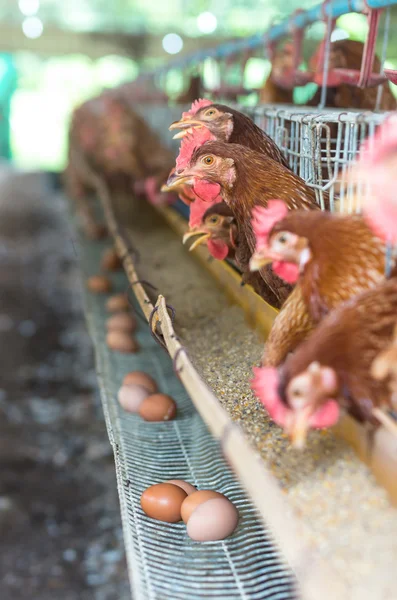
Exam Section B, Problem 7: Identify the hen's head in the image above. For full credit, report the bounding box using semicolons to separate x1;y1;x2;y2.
167;141;237;197
249;202;308;283
169;99;234;142
164;128;221;203
183;202;236;260
252;362;340;449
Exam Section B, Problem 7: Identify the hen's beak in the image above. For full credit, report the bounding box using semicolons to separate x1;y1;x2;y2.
249;253;273;272
165;171;194;191
169;119;203;139
288;407;312;450
182;230;210;251
160;183;171;193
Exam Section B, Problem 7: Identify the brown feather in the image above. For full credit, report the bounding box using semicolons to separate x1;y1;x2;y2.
263;211;395;367
212;104;291;170
189;141;321;306
279;278;397;422
271;211;392;321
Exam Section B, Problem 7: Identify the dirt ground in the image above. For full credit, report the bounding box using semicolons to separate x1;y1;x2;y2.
0;168;130;600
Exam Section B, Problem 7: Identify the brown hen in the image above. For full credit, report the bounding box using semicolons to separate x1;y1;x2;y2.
251;204;394;366
169;141;321;306
66;91;174;234
259;43;294;105
275;278;397;446
183;201;283;305
169;100;291;170
311;39;396;111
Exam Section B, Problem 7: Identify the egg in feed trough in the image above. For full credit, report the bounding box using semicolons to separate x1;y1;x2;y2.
106;293;130;313
106;331;139;353
122;371;158;393
106;313;138;353
118;384;150;413
180;490;224;523
87;275;112;294
106;313;136;333
138;394;177;422
186;497;239;542
167;480;196;495
141;483;188;522
181;490;239;541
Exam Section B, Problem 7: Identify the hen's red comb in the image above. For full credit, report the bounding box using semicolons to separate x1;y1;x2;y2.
176;127;215;170
252;200;288;250
182;98;213;120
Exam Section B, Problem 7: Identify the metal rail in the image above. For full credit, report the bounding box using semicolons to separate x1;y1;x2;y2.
138;0;397;78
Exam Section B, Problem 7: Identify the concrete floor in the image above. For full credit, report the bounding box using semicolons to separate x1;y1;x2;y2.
0;168;129;600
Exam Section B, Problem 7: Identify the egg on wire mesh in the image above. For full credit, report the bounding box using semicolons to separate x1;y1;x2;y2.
118;371;157;413
106;331;139;353
106;293;130;313
106;313;136;333
167;480;197;495
138;394;177;422
122;371;158;393
106;314;138;353
118;384;149;413
181;490;239;541
117;372;176;420
87;275;112;294
140;484;239;540
140;483;189;523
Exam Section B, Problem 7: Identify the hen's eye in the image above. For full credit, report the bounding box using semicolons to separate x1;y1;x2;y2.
206;109;216;116
210;216;219;224
278;234;288;244
202;155;214;166
291;388;301;397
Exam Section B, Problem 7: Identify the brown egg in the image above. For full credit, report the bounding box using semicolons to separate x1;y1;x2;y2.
181;490;224;523
106;294;130;313
101;248;122;272
186;497;239;542
138;394;177;422
167;480;196;496
106;313;136;333
118;384;149;413
87;275;112;294
122;371;157;394
106;331;139;353
140;483;187;522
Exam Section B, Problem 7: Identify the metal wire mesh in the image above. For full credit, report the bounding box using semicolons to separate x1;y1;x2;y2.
247;105;389;212
78;233;296;600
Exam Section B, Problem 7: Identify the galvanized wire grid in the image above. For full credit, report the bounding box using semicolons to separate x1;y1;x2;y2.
78;235;296;600
248;105;389;212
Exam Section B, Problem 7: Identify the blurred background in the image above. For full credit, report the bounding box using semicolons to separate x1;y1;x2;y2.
0;0;396;171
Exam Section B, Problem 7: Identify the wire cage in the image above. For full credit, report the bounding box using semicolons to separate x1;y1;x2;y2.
247;105;390;212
